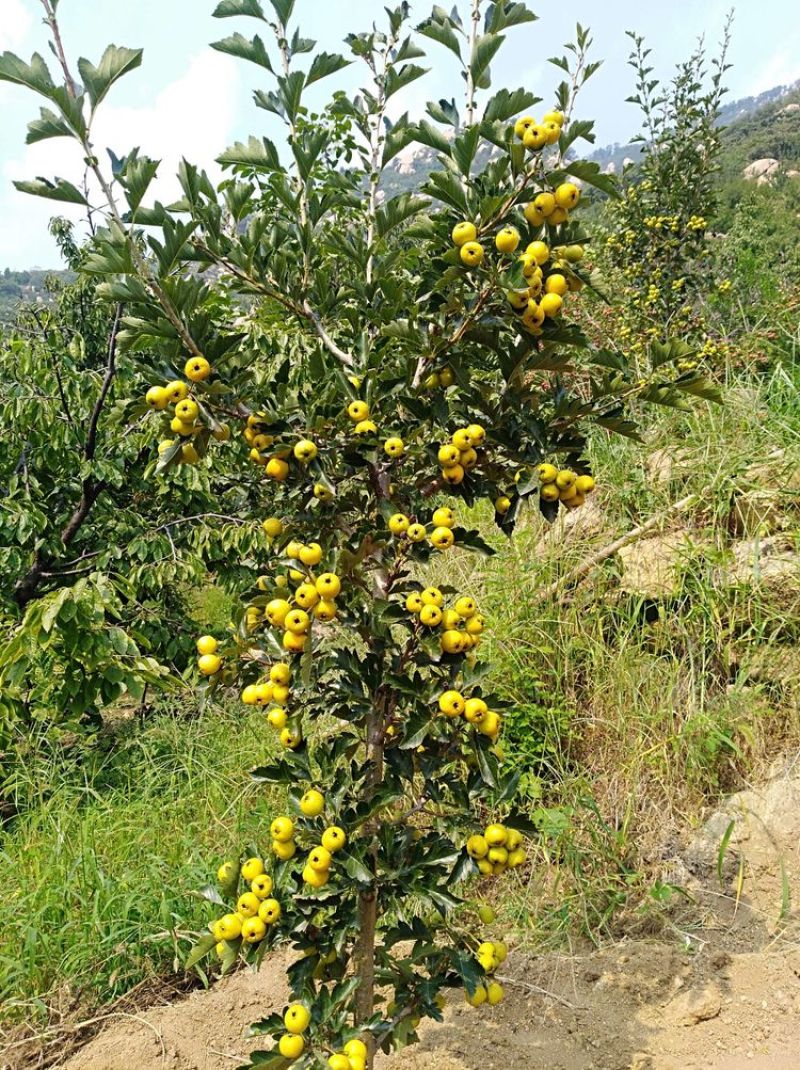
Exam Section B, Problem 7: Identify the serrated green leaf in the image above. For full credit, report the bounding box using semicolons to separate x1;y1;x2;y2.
417;18;462;61
13;177;88;205
470;34;504;87
185;933;217;969
306;51;350;85
217;135;282;171
213;0;266;19
211;32;273;71
77;45;143;109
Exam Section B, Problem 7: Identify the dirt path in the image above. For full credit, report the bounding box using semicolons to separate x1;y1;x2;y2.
12;769;800;1070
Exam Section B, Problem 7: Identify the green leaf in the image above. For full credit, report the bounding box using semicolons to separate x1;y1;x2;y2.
212;0;266;19
0;51;55;97
385;63;428;100
486;2;537;31
268;0;295;25
426;98;459;126
417;18;462;61
470;34;504;88
649;337;697;369
306;51;350;85
246;1052;291;1069
13;177;88;205
77;45;143;109
375;193;429;239
26;106;74;144
560;159;620;199
412;119;453;157
483;86;538;123
344;855;373;884
185;933;216;969
211;33;274;71
217;136;282;171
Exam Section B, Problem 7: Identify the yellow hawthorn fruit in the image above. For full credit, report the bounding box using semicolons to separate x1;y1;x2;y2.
565;244;584;262
217;913;242;940
467;423;486;446
555;182;580;209
507;847;527;868
252;433;274;450
198;653;221;676
272;838;296;861
421;587;444;607
440;629;464;654
279;1033;305;1060
455;596;476;619
300;789;325;817
344;1039;368;1060
540;483;560;503
294;584;319;611
315;599;337;621
522;302;545;331
442;464;465;485
347;400;369;422
146;385;169;410
157;439;176;455
217;861;236;884
487;982;504;1006
460;447;478;471
266;457;289;481
550;206;568;225
493;940;509;963
308;846;332;872
406;592;424;614
241;857;264;882
286;540;303;560
495;226;520;254
439;690;465;717
424;371;441;390
260;897;282;924
303;864;328;888
185;355;211;382
526;239;550;264
299;542;323;567
466;984;488;1008
284;1003;311;1034
406;522;427;542
531;192;554;218
237;892;261;918
175;398;199;422
315;573;341;599
430;526;454;550
440;608;460;629
166;380;189;403
215;940;227;958
270;663;291;686
478;711;501;737
419;604;443;627
527;273;543;297
507;288;529;311
268;706;288;729
314;483;334;502
513;114;535;139
451;220;477;246
271;816;295;842
438;443;460;467
460;241;484;268
432;506;455;528
271;683;290;705
542;108;564;126
252;873;274;899
322;826;347;852
555;469;577;490
485;824;507;847
464;697;488;724
262;517;283;538
543;120;561;144
439;366;455;387
196;635;218;656
488;846;509;865
466;614;484;635
506;828;523;851
540;292;563;318
285;609;310;635
280;726;302;748
450;428;470;451
180;442;200;464
537;462;558;483
171;417;195;437
266;599;291;628
388;513;410;535
477;858;493;876
328;1056;351;1070
478;904;496;924
523;202;546;227
576;474;595;494
384;436;404;458
522;124;546;150
495;495;511;515
293;439;317;463
545;273;569;297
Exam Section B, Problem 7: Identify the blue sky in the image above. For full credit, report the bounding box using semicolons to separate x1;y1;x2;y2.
1;0;799;269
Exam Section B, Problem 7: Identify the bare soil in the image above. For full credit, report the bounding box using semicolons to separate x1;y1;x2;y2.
7;766;800;1070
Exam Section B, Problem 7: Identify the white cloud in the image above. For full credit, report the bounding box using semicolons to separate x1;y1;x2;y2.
0;0;32;51
0;49;240;267
745;45;800;97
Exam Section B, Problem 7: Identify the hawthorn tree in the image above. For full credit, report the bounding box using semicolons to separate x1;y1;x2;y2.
1;0;721;1066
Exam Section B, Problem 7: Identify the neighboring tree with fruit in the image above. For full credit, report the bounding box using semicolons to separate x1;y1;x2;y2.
1;0;719;1066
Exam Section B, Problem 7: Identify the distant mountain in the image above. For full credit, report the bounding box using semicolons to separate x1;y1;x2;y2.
0;268;73;325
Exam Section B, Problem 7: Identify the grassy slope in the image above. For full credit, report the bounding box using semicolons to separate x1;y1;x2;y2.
2;361;798;1028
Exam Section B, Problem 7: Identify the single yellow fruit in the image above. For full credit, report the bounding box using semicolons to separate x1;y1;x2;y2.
251;873;273;899
467;835;489;859
495;226;520;254
354;419;377;435
266;599;291;627
440;629;464;654
280;725;302;747
523;202;546;227
513;115;536;139
554;181;580;209
315;599;337;622
555;469;577;490
285;609;311;634
217;861;236;884
308;846;332;872
454;596;476;619
544;273;569;296
271;816;295;843
196;635;218;656
526;239;550;264
430;526;454;550
495;495;511;515
441;464;465;485
384;436;405;458
175;397;199;422
522;124;546;151
315;573;341;599
484;823;507;847
405;592;424;613
241;857;264;882
460;241;484;268
406;522;427;542
466;985;488;1007
279;1033;305;1059
216;913;242;940
145;385;169;410
439;366;455;387
487;982;504;1005
421;587;443;607
299;542;323;567
438;443;460;467
294;584;319;611
294;438;318;462
272;839;296;862
237;892;261;918
431;507;455;529
180;442;200;464
265;456;289;481
419;604;443;627
478;904;496;924
314;483;334;502
388;513;410;535
303;864;328;888
259;897;282;924
493;940;508;962
262;516;283;537
347;400;369;422
537;462;558;484
452;220;477;247
267;706;288;730
465;614;484;636
439;690;465;717
543;120;561;144
575;474;595;494
171;416;195;436
321;826;347;852
549;206;568;224
198;653;221;676
540;483;560;502
284;1003;311;1034
464;697;488;723
300;789;325;817
328;1055;351;1070
539;292;563;318
542;109;564;126
270;663;291;685
488;846;509;865
185;355;211;382
506;828;523;851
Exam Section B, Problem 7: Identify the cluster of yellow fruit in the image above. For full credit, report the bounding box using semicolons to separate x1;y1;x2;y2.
405;587;484;654
437;423;486;486
466;823;527;878
240;662;301;746
210;856;282;950
275;1008;369;1066
466;941;507;1008
146;357;221;464
269;806;348;869
196;634;222;676
438;689;501;741
388;505;458;551
345;399;378;437
423;365;455;390
537;462;596;511
513;106;565;152
508;232;583;333
264;557;342;655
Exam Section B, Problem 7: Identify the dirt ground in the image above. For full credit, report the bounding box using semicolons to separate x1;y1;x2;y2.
7;765;800;1070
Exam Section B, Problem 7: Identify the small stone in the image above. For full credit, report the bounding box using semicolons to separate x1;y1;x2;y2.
670;984;722;1026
